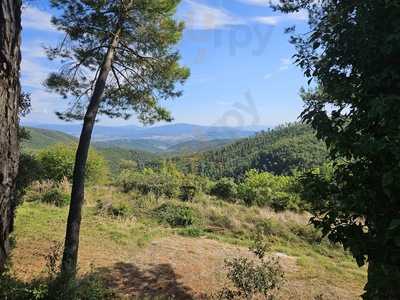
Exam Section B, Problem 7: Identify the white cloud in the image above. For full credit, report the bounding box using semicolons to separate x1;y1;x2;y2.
22;5;56;32
182;0;244;30
253;10;308;26
253;16;280;26
237;0;277;6
21;58;51;89
22;42;48;59
279;57;291;71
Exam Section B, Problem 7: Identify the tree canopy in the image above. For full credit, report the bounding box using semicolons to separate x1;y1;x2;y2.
46;0;189;124
275;1;400;298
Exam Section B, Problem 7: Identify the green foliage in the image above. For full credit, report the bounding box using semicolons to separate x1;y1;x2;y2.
179;184;197;202
95;199;133;218
46;0;189;123
178;226;205;237
218;235;284;299
24;180;70;207
117;168;181;198
16;153;43;199
37;144;109;184
98;147;161;174
275;1;400;297
237;170;302;211
41;189;70;207
154;203;197;227
210;178;237;201
175;123;327;179
116;165;210;202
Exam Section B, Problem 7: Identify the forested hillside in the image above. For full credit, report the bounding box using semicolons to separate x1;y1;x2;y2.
174;123;328;179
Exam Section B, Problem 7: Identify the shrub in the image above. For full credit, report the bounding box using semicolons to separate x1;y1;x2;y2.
37;143;109;184
210;178;237;200
41;189;70;207
95;200;133;218
179;184;197;201
116;169;181;198
24;180;70;207
218;235;284;300
178;226;205;237
154;203;197;227
237;170;302;210
16;153;43;199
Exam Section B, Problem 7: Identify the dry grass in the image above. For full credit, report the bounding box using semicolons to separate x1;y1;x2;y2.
10;187;367;299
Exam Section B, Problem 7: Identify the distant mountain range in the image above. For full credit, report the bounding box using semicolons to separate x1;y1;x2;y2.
24;122;267;142
23;127;235;154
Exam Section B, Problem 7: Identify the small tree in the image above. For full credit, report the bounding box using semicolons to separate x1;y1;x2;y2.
45;0;189;278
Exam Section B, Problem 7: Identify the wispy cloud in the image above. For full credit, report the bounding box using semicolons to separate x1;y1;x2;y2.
182;0;244;30
22;5;56;32
21;58;51;89
253;16;280;26
22;41;48;59
254;10;307;26
236;0;277;6
263;57;292;80
279;57;291;71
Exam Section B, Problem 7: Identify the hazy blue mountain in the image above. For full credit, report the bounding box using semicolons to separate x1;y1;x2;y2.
24;123;258;142
22;127;237;155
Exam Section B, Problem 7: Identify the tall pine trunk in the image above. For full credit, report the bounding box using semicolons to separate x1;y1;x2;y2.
0;0;21;271
61;30;121;277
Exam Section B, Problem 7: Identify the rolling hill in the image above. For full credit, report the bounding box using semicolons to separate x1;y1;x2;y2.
22;127;77;151
174;123;329;179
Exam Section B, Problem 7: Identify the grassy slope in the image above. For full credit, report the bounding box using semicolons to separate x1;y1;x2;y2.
22;127;76;151
21;127;159;173
12;187;366;299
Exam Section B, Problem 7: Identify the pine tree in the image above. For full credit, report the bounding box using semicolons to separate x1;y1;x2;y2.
45;0;189;278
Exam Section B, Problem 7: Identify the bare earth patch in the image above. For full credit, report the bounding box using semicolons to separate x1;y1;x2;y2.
12;203;364;299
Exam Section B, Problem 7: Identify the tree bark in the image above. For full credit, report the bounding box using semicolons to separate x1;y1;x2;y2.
0;0;21;271
60;30;121;278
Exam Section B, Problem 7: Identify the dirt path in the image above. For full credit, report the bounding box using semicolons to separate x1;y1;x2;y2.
13;235;361;299
95;236;358;299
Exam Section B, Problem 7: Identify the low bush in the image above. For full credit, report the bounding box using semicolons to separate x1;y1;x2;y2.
95;200;133;218
116;168;211;202
179;184;197;202
37;143;109;184
289;223;323;245
237;170;302;211
41;189;70;207
116;169;181;198
178;226;205;237
24;180;70;207
210;178;237;201
217;234;284;299
154;203;197;227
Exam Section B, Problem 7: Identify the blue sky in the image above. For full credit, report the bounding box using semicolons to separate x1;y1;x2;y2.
21;0;309;127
